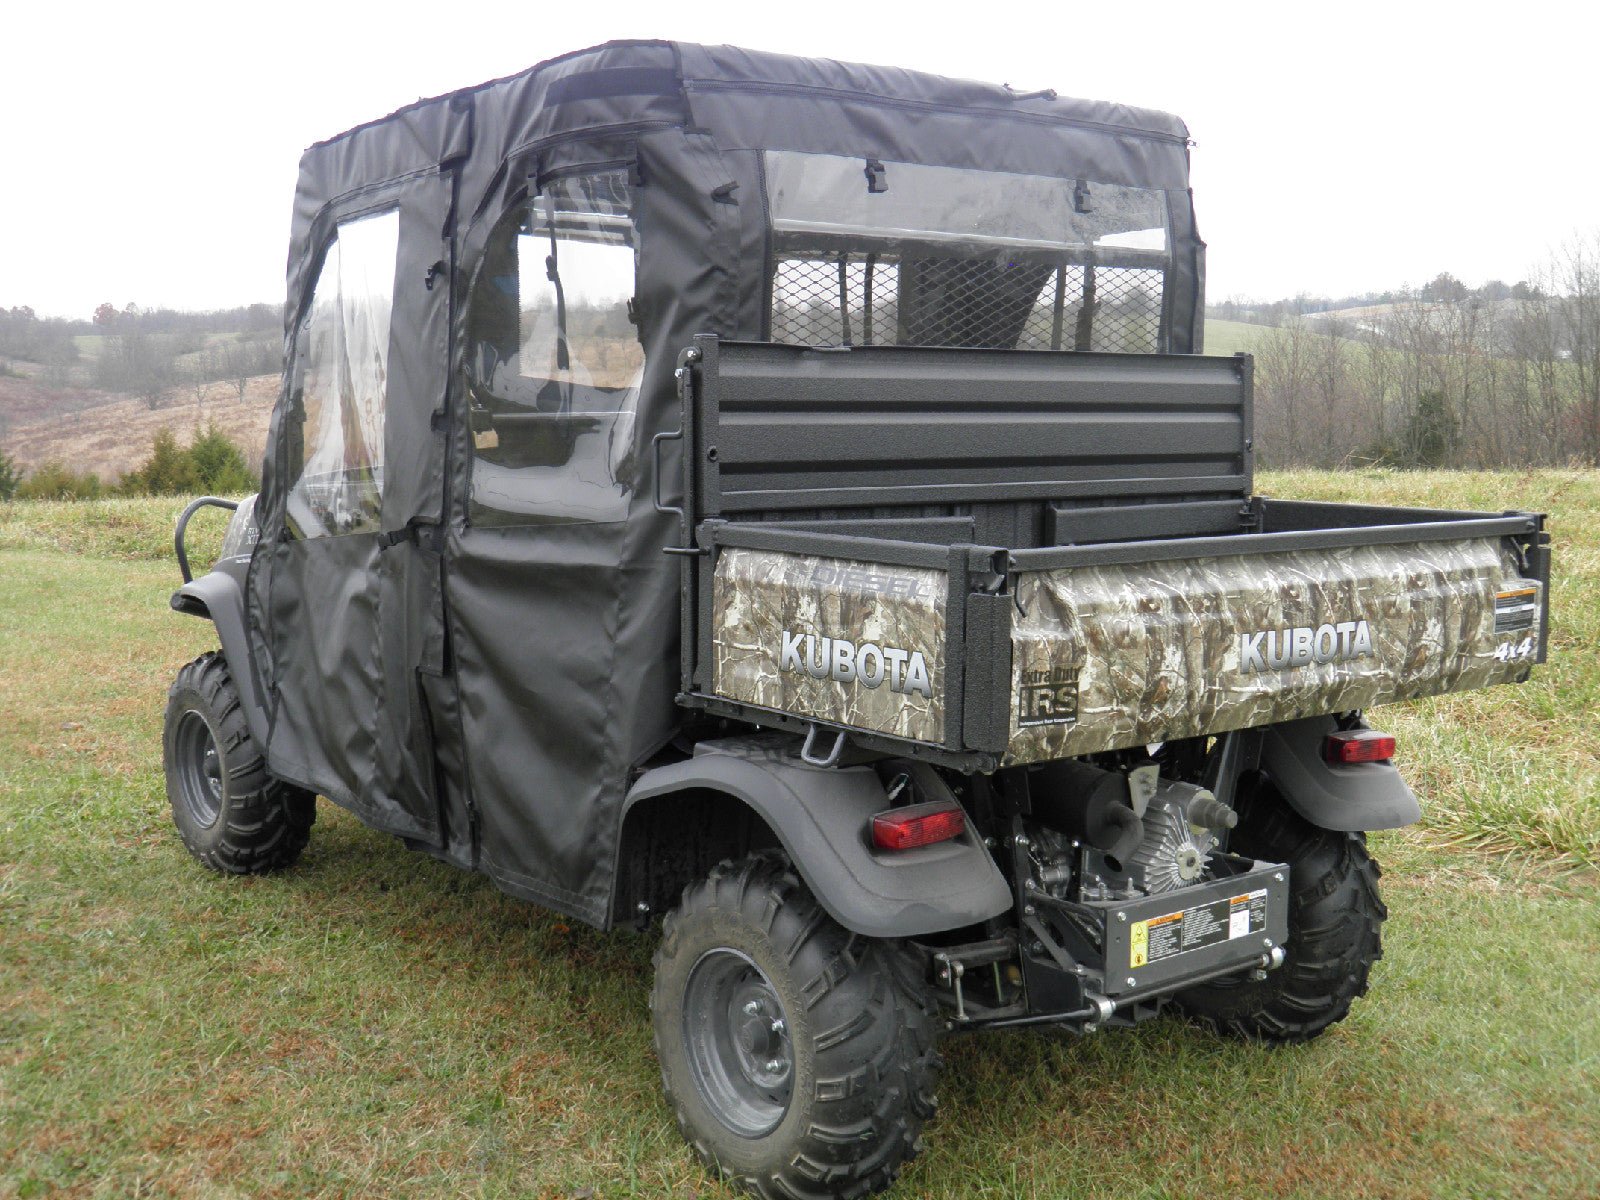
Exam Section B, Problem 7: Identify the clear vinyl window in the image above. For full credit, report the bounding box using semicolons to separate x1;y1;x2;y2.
286;209;400;538
465;169;643;527
763;152;1171;354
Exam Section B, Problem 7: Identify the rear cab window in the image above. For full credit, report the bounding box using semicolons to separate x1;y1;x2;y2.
763;152;1171;353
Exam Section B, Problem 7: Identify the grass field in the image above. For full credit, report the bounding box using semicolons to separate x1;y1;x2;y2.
1198;319;1275;358
2;473;1597;1199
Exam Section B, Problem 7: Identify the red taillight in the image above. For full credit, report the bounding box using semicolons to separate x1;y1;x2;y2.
1325;729;1396;764
870;802;966;851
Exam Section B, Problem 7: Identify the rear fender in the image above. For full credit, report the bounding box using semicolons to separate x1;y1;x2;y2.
620;737;1012;938
171;569;269;749
1259;715;1420;832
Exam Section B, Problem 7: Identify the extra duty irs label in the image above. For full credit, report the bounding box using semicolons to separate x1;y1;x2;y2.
1130;888;1268;969
1018;665;1079;727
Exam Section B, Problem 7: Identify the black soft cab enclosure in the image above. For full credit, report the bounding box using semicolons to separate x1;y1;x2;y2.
161;41;1548;1200
194;40;1208;923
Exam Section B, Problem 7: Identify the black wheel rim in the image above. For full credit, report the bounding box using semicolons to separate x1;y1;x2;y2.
173;709;225;829
682;947;795;1138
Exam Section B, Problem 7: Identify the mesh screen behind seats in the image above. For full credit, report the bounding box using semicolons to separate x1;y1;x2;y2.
770;252;1164;353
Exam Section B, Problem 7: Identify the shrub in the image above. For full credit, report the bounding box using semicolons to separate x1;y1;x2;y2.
120;428;200;495
187;424;257;493
0;449;20;500
1402;390;1458;469
17;461;103;500
120;425;257;496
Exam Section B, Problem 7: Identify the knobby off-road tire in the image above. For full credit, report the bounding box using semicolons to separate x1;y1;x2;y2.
651;853;941;1200
1174;779;1386;1044
163;651;314;874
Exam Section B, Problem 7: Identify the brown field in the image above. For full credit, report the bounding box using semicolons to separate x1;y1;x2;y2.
1;368;277;482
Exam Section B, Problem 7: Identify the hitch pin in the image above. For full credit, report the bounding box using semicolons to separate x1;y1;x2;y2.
937;953;967;1022
1252;944;1287;981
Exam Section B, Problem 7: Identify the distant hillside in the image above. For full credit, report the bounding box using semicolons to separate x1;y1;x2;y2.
4;308;1583;488
1;363;276;483
4;320;1267;483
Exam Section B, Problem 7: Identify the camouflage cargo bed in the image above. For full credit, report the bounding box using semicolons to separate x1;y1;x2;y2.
668;337;1549;771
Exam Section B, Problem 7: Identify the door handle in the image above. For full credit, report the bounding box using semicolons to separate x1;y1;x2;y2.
652;428;683;517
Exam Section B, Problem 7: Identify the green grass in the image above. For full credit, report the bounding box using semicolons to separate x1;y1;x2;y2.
1201;318;1276;357
0;496;236;565
2;473;1598;1198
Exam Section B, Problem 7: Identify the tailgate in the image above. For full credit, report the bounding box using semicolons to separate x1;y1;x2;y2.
1006;536;1542;763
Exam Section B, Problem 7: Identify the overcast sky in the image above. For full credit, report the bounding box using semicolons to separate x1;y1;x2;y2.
4;0;1595;319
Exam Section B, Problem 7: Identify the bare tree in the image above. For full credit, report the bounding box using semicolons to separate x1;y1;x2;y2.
1507;267;1568;464
224;339;255;404
41;343;74;390
1310;314;1350;465
1353;320;1396;459
186;360;213;412
1252;317;1317;464
1555;233;1600;463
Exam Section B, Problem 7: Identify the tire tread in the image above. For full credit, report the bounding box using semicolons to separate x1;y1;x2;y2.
164;652;314;875
651;852;939;1200
1175;783;1385;1045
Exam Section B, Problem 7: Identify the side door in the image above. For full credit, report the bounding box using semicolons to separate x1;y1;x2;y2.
257;171;455;845
441;156;652;911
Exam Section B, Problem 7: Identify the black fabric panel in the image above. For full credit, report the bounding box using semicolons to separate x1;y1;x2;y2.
547;67;680;106
1186;186;1208;354
675;44;1191;190
455;42;685;214
375;543;445;832
685;90;1187;189
383;174;453;530
260;536;443;844
420;670;474;870
368;172;457;852
441;125;739;925
721;149;771;341
263;535;426;835
676;43;1188;142
448;524;628;916
253;134;465;851
1166;183;1204;354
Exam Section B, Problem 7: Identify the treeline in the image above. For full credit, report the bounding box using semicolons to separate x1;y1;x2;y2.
1211;274;1548;328
0;302;281;401
90;301;278;337
0;306;83;376
93;328;280;406
1225;239;1600;468
91;302;281;404
0;426;256;502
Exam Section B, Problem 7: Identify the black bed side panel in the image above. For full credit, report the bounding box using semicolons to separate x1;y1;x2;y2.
691;338;1252;527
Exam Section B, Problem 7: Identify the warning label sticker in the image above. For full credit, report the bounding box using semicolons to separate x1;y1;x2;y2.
1130;889;1268;969
1494;586;1539;634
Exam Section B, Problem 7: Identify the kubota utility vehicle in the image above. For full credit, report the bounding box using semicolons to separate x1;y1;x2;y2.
163;41;1551;1198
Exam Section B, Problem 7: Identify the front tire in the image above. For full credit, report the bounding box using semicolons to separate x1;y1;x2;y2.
1173;777;1386;1044
651;854;940;1199
163;651;314;874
